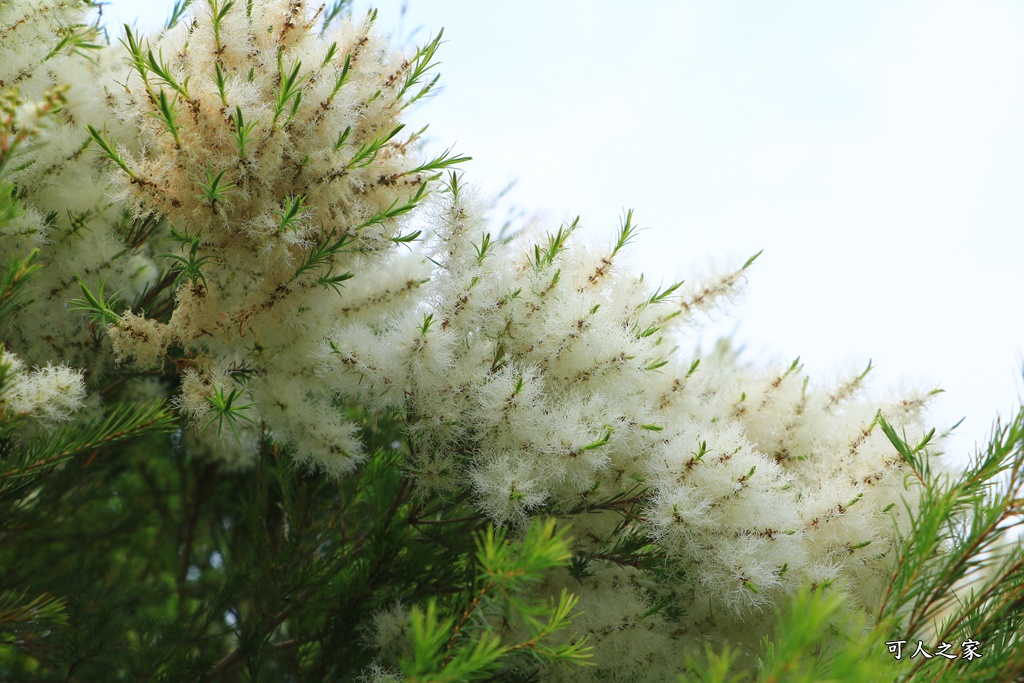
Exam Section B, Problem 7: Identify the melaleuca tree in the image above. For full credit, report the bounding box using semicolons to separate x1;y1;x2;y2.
1;1;1023;681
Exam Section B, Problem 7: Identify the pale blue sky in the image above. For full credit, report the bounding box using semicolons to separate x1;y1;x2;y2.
102;0;1024;462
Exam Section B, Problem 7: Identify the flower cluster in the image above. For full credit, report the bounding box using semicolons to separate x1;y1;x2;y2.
0;346;86;423
324;182;943;677
81;0;461;474
0;1;947;679
0;0;159;372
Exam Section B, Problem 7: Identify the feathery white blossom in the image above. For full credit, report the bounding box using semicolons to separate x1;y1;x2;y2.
0;346;86;422
318;177;943;676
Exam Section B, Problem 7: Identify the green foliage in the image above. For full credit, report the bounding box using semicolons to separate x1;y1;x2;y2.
0;396;590;681
292;230;356;283
161;226;215;290
680;586;890;683
274;195;307;235
271;56;305;130
403;148;473;179
208;0;235;49
533;216;580;270
69;275;122;327
0;357;174;678
875;409;1024;682
152;88;182;147
755;587;898;683
165;0;194;31
397;30;445;108
229;106;257;157
359;181;431;229
0;591;68;638
197;166;235;207
86;124;137;181
328;54;352;103
399;519;590;682
4;401;175;491
201;386;257;444
348;123;405;169
45;16;104;61
322;0;354;32
0;249;41;322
